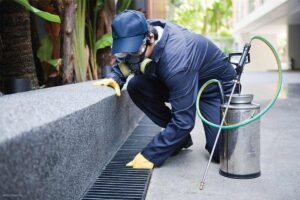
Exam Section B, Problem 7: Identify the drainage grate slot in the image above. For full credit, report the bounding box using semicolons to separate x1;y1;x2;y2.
82;116;161;200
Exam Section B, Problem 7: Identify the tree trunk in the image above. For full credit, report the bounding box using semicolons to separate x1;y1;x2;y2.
62;0;76;84
97;0;116;78
0;0;38;91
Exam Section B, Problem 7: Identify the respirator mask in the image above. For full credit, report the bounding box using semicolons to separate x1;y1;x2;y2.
115;36;157;79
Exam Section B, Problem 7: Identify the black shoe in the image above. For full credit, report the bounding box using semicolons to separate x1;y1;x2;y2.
171;136;193;156
211;155;220;163
205;144;220;163
183;137;193;149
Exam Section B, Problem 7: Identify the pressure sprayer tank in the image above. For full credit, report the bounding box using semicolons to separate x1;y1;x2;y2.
219;94;261;179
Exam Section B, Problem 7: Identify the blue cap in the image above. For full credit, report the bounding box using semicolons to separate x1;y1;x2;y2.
111;10;148;55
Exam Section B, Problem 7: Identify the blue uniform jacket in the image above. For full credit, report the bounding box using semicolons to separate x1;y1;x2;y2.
108;20;236;164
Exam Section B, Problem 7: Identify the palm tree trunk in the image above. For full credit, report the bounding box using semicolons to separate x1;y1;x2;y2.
0;0;38;91
62;0;75;84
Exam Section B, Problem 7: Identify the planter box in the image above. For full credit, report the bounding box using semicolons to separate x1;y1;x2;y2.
0;81;143;200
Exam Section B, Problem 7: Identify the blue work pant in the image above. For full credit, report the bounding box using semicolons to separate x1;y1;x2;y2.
127;75;236;166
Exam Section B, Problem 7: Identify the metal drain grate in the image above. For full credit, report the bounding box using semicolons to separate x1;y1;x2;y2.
82;117;161;200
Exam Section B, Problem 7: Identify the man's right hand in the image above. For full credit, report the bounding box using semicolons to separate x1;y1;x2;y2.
93;78;121;96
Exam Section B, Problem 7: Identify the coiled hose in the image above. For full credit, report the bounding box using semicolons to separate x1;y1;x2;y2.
196;36;283;129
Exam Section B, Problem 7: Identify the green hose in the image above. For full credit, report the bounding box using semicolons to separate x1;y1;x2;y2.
196;35;283;129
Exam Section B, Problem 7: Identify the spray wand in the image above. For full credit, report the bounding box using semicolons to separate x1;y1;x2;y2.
199;42;251;190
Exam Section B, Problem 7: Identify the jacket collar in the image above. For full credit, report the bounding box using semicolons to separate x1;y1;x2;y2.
147;20;169;63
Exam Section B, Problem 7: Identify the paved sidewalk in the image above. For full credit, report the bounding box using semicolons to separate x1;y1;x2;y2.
146;72;300;200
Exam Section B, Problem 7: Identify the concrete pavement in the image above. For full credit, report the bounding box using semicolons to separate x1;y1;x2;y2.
146;71;300;200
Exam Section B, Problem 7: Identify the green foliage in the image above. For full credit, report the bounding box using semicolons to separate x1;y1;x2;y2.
169;0;182;7
74;0;89;82
96;33;113;50
172;0;233;53
37;35;61;83
14;0;61;23
37;35;61;67
95;0;132;51
87;0;105;80
86;0;132;79
37;36;53;64
206;0;232;34
173;0;204;34
94;0;104;14
46;59;61;67
117;0;132;13
173;0;232;35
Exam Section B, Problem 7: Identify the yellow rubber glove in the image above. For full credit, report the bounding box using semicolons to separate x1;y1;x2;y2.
126;153;154;169
93;78;121;96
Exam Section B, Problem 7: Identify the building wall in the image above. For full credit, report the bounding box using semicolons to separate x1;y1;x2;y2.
146;0;166;19
235;33;278;71
132;0;166;19
232;0;289;71
233;0;277;27
288;25;300;70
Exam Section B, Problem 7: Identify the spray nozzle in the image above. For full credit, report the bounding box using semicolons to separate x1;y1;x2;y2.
236;43;251;81
228;43;251;81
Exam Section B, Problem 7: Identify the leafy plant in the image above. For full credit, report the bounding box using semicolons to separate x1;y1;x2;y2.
73;0;89;82
37;35;53;65
37;35;61;77
87;0;131;80
87;0;105;80
117;0;132;13
173;0;204;33
14;0;61;23
95;32;113;50
13;0;62;83
173;0;233;53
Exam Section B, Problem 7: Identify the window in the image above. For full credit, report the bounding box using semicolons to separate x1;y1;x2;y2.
249;0;255;13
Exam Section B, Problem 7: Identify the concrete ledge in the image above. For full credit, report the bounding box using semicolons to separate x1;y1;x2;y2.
0;81;143;200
